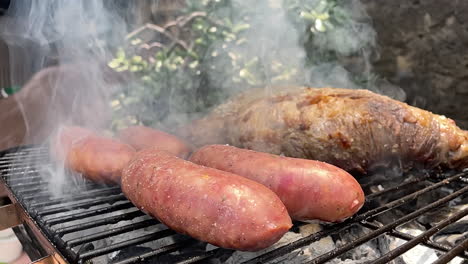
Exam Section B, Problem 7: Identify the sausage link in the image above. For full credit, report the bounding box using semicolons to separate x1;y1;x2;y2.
122;148;292;251
51;126;135;183
190;144;365;222
119;126;192;158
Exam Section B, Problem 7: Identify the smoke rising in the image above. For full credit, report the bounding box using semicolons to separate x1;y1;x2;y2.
0;1;421;262
1;0;404;193
1;0;403;137
231;0;405;100
107;0;406;132
1;0;137;194
2;0;138;135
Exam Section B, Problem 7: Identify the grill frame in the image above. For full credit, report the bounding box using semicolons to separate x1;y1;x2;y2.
0;145;467;264
0;146;68;264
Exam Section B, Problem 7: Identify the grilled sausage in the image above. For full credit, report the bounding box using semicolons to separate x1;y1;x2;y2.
122;148;292;251
50;126;94;161
51;126;136;184
189;145;365;222
118;126;192;158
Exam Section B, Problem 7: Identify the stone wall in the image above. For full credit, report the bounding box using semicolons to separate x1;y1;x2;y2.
362;0;468;128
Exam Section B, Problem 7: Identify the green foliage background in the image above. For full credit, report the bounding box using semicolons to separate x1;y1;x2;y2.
108;0;375;130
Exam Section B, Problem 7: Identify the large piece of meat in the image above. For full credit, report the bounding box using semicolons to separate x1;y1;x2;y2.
181;87;468;173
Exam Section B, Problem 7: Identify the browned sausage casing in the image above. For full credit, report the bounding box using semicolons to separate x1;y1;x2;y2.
190;145;365;222
118;126;192;158
52;126;136;184
122;148;292;251
50;126;94;161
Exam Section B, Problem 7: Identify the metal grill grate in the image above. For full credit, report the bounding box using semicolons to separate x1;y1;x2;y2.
0;145;467;264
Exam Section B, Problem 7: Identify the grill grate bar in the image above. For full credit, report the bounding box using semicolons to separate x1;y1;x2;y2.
365;177;427;199
0;153;43;160
355;172;467;222
36;193;127;216
21;184;101;200
305;185;468;264
1;171;39;181
242;176;468;264
371;207;468;264
23;190;90;201
175;248;224;264
114;240;196;264
432;237;468;264
30;187;122;208
2;155;42;161
78;229;177;261
22;184;116;202
21;192;61;201
45;201;135;226
54;209;146;236
360;221;468;259
15;186;50;196
3;148;48;156
3;147;47;154
1;169;40;179
66;219;159;247
7;175;46;184
1;153;47;162
10;181;49;190
242;222;357;264
0;166;40;174
0;157;45;167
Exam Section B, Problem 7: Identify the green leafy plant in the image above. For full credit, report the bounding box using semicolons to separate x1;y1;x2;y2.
108;0;376;130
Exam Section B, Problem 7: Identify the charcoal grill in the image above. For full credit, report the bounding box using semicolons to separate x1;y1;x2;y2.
0;145;467;264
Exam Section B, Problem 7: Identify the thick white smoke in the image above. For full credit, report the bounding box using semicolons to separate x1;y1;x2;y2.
1;1;135;142
1;0;407;143
204;0;405;102
1;0;139;195
0;0;405;195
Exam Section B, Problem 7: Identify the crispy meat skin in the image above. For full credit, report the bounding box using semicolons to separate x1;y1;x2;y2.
183;87;468;173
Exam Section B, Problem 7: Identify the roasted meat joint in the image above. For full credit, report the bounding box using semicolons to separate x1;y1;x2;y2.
184;87;468;173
